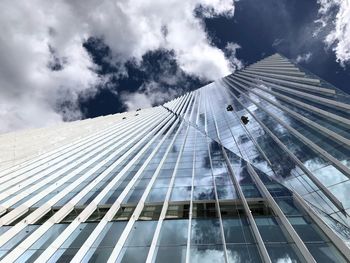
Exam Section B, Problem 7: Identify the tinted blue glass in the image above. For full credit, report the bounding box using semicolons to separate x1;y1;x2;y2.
124;221;157;246
15;224;69;262
158;220;188;246
288;216;326;242
226;244;262;263
45;223;98;262
190;245;225;262
190;219;222;245
48;248;80;262
193;186;216;200
147;187;168;202
329;181;350;209
0;225;40;259
266;183;293;197
119;246;150;263
306;243;347;263
223;218;254;243
255;217;288;243
155;246;187;263
170;187;191;201
123;188;144;204
92;221;127;248
174;176;192;187
87;247;113;262
274;197;302;216
80;221;127;262
241;184;261;198
217;185;236;200
266;244;302;263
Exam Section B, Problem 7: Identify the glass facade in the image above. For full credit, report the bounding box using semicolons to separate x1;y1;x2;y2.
0;54;349;262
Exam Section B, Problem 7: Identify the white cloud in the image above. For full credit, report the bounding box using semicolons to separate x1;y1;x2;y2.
190;248;225;263
121;92;153;111
0;0;101;133
295;52;312;63
225;42;244;70
315;0;350;66
0;0;240;133
122;81;183;111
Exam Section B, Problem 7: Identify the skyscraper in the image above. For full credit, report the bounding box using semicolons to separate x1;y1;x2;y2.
0;53;349;262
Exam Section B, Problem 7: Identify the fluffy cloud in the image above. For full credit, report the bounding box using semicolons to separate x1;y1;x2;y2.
0;1;100;133
121;81;182;111
0;0;240;133
225;42;244;70
315;0;350;66
121;60;189;111
295;52;312;63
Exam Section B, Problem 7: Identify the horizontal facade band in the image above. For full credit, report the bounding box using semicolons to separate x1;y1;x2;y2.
249;65;301;71
230;75;350;127
223;78;347;215
237;71;335;95
235;74;350;111
245;68;305;77
232;77;350;147
242;69;321;85
226;78;350;180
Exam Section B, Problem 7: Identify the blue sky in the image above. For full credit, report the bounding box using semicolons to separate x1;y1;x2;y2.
80;0;350;119
0;0;349;132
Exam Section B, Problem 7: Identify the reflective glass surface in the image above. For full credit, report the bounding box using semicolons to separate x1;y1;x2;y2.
1;54;349;263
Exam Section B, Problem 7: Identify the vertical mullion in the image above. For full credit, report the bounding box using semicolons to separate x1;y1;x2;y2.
35;115;174;263
0;111;160;201
0;113;174;262
224;81;346;213
0;111;166;225
184;129;197;263
106;119;182;263
144;91;197;263
247;164;317;263
0;110;156;186
69;115;176;262
206;90;271;263
204;88;229;263
0;109;149;180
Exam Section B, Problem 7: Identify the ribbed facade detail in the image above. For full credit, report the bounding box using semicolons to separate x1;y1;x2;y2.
0;54;349;262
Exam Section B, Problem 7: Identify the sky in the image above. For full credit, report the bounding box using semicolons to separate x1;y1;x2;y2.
0;0;349;133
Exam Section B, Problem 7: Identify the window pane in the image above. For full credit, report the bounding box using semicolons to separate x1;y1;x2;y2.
17;223;78;262
0;225;40;259
266;244;302;263
223;219;254;244
191;219;222;245
124;221;157;246
241;184;261;198
226;244;262;263
52;223;98;262
307;243;347;263
158;220;188;246
288;216;326;242
274;197;302;216
82;221;127;262
87;247;113;262
171;187;191;201
193;186;215;200
92;221;127;248
155;246;187;263
255;217;288;243
118;246;150;263
190;245;225;263
147;188;168;202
